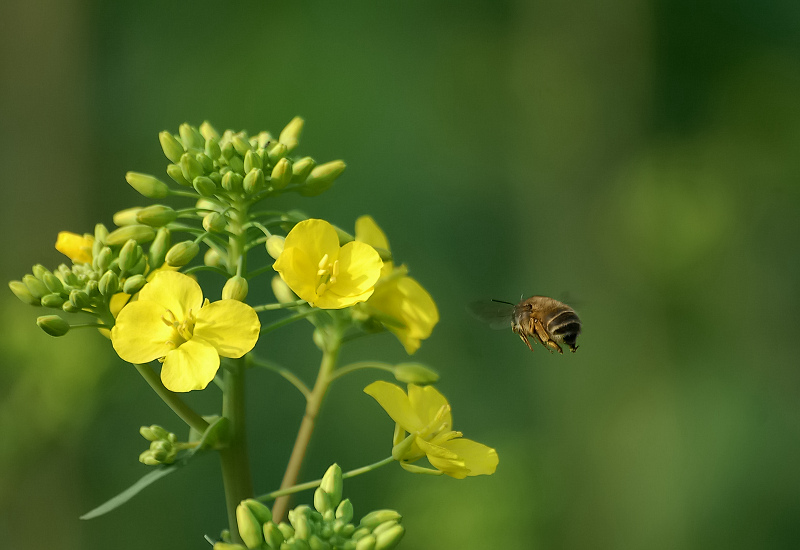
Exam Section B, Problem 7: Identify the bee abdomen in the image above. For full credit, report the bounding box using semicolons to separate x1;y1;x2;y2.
546;310;582;347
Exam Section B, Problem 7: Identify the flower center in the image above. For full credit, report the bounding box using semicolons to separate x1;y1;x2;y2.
315;253;340;296
161;308;196;350
419;404;451;440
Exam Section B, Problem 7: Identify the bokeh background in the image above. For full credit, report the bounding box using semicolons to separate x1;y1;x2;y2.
2;1;800;548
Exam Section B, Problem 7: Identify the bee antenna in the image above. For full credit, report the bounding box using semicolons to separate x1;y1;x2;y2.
491;299;515;306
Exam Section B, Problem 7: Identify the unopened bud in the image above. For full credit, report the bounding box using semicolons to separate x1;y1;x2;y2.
244;150;262;172
277;522;295;540
228;154;245;175
98;271;120;296
314;487;332;515
118;240;142;273
336;499;353;523
236;501;264;549
203;212;227;233
94;223;109;244
179;123;204;150
136;205;177;227
166;163;192;186
159;131;184;163
126;172;170;199
123;274;147;294
166;241;199;267
222;276;248;302
300;161;346;197
199;121;220;140
180;152;204;182
291;157;316;183
69;289;90;309
242;499;272;525
232;135;252;156
197;152;214;173
213;543;247;550
93;247;113;271
221;141;235;160
279;116;304;153
359;511;401;530
267;143;287;165
374;524;404;550
265;235;285;260
23;274;49;299
41;293;65;308
149;227;171;267
106;225;156;245
222;171;243;192
10;281;41;306
355;535;376;550
243;168;265;194
193;176;217;197
320;464;343;508
263;522;284;549
37;315;70;336
270;158;292;190
42;272;64;294
393;363;440;385
205;137;221;160
204;247;225;268
271;275;296;304
113;207;143;227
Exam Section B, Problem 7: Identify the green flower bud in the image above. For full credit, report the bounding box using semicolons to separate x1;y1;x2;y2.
213;543;247;550
126;172;170;199
320;464;343;508
136;205;178;227
256;131;273;149
123;274;147;294
222;171;244;192
290;510;310;541
222;276;248;302
62;301;81;313
314;487;332;515
355;535;376;550
308;535;330;550
209;171;222;185
139;451;160;466
242;499;272;525
203;212;227;233
243;168;265;194
200;121;220;141
166;241;199;267
351;527;371;541
267;142;287;165
221;141;235;160
43;272;65;294
265;235;285;260
335;499;353;524
85;279;99;297
270;158;292;190
205;137;221;160
179;123;204;150
236;502;265;549
180;153;204;182
159;131;184;163
393;363;440;385
98;270;120;296
37;315;70;336
300;161;346;197
232;135;252;156
196;152;214;173
9;281;41;306
139;426;158;441
291;157;316;183
93;247;113;271
32;264;49;281
23;274;49;299
113;206;143;227
371;520;397;536
263;522;284;549
244;150;262;172
374;525;404;550
41;293;65;308
94;223;109;244
69;289;90;309
279;116;304;153
228;154;245;175
193;176;217;197
359;511;401;530
106;225;156;245
277;522;295;540
204;247;225;268
271;275;297;304
118;239;141;273
167;163;192;186
149;227;171;267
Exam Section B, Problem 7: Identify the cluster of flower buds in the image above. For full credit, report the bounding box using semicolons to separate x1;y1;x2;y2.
128;119;346;203
215;464;404;550
138;425;178;466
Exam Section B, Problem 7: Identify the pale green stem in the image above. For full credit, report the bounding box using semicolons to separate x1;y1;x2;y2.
256;456;395;502
252;299;307;312
271;341;341;522
134;363;209;433
260;310;317;334
328;361;394;382
247;356;311;399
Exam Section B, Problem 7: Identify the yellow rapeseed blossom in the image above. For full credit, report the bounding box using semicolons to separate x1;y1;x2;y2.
273;219;382;309
55;231;94;264
364;381;498;479
111;271;260;392
355;216;438;354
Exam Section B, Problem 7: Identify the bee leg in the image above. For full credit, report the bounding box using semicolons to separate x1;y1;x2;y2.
532;319;561;354
544;340;564;354
517;331;534;351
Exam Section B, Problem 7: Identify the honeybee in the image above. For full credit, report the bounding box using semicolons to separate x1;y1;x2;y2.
469;296;581;353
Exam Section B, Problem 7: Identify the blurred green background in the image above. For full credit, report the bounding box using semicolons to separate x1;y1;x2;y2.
2;1;800;548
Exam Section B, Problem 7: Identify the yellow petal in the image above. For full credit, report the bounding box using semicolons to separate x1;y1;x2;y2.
355;215;390;251
369;276;439;354
273;247;321;304
55;231;94;264
316;286;375;309
194;299;260;358
364;381;424;433
330;241;382;297
441;438;499;477
408;384;451;430
160;338;220;392
139;271;204;319
111;301;175;363
282;219;340;266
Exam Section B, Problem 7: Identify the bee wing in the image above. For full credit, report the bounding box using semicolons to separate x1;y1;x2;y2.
467;300;514;330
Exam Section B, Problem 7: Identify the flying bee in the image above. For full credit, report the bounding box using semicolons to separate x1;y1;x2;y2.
469;296;581;354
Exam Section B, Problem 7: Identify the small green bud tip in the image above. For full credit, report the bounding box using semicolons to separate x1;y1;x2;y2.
118;240;142;272
266;235;285;260
393;363;440;385
196;152;213;173
222;276;248;302
94;223;109;243
320;464;343;508
374;525;404;550
336;499;354;523
99;271;120;296
270;158;293;190
355;535;376;550
166;163;191;186
166;241;200;267
271;275;297;304
205;137;221;160
213;543;248;550
159;131;184;164
300;161;347;197
23;274;50;299
136;205;178;227
93;247;112;271
123;274;147;294
32;264;49;281
179;123;204;150
279;116;304;153
314;487;332;515
277;522;295;540
359;511;401;530
222;171;244;192
232;135;252;156
106;225;156;246
236;502;265;549
204;248;224;268
69;289;90;309
37;315;70;337
9;281;41;306
244;150;263;172
149;227;171;268
228;154;245;175
263;522;284;549
113;206;143;227
290;512;310;541
42;273;64;295
126;172;170;199
203;212;227;233
268;143;288;165
193;176;217;197
243;168;265;194
200;121;220;141
242;499;272;524
41;293;65;308
291;157;316;183
180;153;205;182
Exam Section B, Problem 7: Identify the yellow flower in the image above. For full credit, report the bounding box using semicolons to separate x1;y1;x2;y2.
111;271;260;392
55;231;94;264
364;381;498;479
355;216;438;354
273;219;383;309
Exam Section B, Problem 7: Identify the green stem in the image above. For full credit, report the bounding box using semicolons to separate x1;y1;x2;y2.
271;340;341;522
134;363;209;433
247;355;311;399
256;456;395;502
253;299;307;312
260;310;317;334
328;361;395;383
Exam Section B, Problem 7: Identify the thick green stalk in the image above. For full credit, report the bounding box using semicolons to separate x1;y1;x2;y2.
272;342;340;522
134;363;209;433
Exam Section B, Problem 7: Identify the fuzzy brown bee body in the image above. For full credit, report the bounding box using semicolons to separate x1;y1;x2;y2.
469;296;582;354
